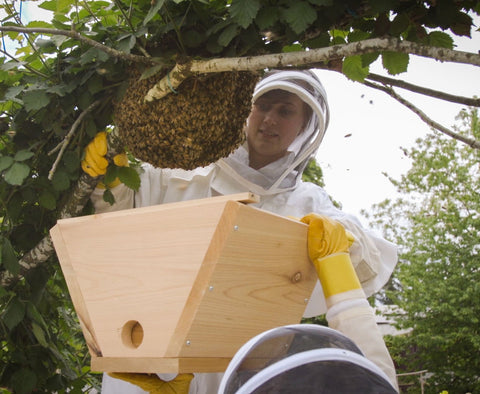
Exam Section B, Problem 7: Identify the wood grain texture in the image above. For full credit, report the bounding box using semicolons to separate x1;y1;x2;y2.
91;355;231;373
50;193;316;372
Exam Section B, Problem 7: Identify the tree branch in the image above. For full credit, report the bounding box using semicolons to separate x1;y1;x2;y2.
366;73;480;107
145;37;480;101
1;25;478;103
0;127;128;289
48;99;102;180
0;48;50;79
363;80;480;150
0;173;100;288
0;25;155;65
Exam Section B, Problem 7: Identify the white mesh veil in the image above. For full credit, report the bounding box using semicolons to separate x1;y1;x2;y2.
215;70;330;196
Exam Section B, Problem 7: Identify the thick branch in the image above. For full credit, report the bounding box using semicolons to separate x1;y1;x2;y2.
364;81;480;150
0;173;99;288
0;26;154;65
145;37;480;101
1;26;478;102
366;73;480;107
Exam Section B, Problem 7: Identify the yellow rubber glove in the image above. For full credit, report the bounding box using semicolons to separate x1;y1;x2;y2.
81;131;128;188
81;131;109;177
300;213;363;307
108;373;194;394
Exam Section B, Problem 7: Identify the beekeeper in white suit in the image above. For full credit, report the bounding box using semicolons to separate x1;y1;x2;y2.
83;69;399;393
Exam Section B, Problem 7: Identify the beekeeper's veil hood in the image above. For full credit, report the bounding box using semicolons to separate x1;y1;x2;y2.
218;324;398;394
215;70;330;196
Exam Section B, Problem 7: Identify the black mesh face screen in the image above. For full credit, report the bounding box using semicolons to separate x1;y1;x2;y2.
249;360;397;394
220;325;397;394
223;325;364;393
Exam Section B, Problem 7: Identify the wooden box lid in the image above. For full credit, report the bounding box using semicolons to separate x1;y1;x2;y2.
50;193;317;373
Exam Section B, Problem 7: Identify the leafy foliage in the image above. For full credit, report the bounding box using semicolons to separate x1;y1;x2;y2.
302;158;325;187
0;0;478;391
365;108;480;393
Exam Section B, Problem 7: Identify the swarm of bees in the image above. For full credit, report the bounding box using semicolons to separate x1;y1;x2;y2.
113;69;259;170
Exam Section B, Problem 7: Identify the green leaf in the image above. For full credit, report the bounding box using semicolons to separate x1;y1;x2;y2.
1;237;19;275
348;30;370;43
450;11;473;37
27;302;49;331
51;34;69;47
13;150;34;161
3;297;25;330
361;52;380;67
331;35;346;45
283;2;317;34
382;51;409;75
118;166;141;191
0;156;14;171
308;0;332;5
183;29;205;48
6;193;22;222
38;0;56;11
304;33;330;49
282;44;303;53
79;47;109;65
4;162;30;185
140;64;167;80
104;165;119;186
26;20;53;28
3;86;25;101
0;285;7;299
87;74;104;95
56;0;74;13
428;31;454;49
10;368;37;394
84;116;98;137
35;38;55;48
51;170;70;191
62;151;80;173
32;322;49;347
331;29;349;40
368;0;399;14
102;188;115;205
389;13;410;36
39;190;57;210
218;24;240;47
342;55;369;82
255;6;280;30
143;0;166;25
22;89;50;111
116;35;137;53
230;0;261;29
3;85;24;101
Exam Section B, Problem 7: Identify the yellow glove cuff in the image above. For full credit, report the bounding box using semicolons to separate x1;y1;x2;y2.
313;252;362;299
108;372;194;394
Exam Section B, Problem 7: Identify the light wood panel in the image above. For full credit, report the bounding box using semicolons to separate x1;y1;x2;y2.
50;193;316;373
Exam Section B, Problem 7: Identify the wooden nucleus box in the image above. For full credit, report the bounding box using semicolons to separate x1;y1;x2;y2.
50;192;317;373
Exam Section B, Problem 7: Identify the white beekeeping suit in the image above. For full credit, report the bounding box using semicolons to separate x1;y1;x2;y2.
92;70;398;393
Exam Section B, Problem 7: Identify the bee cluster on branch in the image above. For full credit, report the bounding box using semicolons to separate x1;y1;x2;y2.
114;70;259;170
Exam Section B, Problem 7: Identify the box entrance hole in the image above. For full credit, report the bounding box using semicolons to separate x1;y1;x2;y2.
122;320;144;349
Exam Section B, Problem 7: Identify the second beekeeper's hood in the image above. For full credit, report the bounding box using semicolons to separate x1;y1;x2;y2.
214;70;330;196
218;324;398;394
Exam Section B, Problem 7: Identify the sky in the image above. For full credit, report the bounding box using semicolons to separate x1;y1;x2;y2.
313;25;479;226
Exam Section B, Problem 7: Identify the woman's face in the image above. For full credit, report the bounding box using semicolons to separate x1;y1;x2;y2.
246;90;308;169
